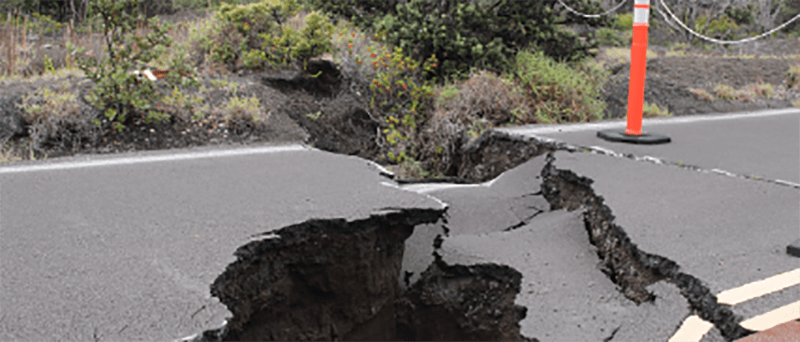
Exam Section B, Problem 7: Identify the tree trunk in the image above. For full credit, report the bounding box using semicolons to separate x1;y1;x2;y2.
757;0;784;31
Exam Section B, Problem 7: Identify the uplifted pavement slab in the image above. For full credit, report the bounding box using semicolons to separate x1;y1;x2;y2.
400;156;550;288
497;109;800;185
437;209;690;341
0;143;445;342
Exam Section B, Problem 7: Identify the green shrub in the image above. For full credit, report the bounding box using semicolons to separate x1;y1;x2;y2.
324;24;437;167
223;95;262;129
75;0;191;132
172;0;210;10
172;0;265;10
713;84;736;100
369;46;437;164
19;83;99;153
595;27;627;47
614;13;633;31
159;87;204;123
694;14;739;39
291;11;334;66
368;0;598;83
43;55;56;74
254;25;299;69
725;3;757;26
209;0;297;67
416;70;531;177
435;83;461;110
298;0;400;28
204;0;333;71
514;49;606;124
242;49;268;69
642;101;671;118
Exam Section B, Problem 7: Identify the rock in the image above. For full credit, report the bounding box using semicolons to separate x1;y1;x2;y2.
0;95;27;143
262;60;342;98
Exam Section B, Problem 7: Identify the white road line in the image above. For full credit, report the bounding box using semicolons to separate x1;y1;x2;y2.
717;269;800;306
380;182;449;209
669;315;715;342
669;268;800;341
774;179;800;188
400;182;485;193
0;144;309;174
740;300;800;331
398;175;500;194
495;108;800;135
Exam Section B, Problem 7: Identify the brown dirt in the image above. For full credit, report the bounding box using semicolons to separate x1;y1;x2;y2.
601;37;800;120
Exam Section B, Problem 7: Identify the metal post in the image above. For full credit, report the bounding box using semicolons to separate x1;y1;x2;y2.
598;0;671;144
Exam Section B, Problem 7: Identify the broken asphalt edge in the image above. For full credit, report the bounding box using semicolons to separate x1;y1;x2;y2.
174;126;768;341
397;253;533;341
439;128;798;190
538;151;755;341
179;208;445;341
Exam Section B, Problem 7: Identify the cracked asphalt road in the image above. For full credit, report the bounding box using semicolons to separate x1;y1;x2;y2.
0;144;444;341
491;108;800;341
400;108;799;340
0;108;798;341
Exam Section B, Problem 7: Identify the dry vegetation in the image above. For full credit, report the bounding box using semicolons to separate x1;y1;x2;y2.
1;1;799;180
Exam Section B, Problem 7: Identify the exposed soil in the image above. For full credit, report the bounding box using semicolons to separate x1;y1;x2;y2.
603;56;800;120
601;38;800;120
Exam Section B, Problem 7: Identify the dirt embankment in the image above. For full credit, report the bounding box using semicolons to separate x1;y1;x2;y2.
604;52;800;119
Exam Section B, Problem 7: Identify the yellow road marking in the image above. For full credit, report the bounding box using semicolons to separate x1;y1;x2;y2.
669;268;800;342
668;315;714;342
740;300;800;331
717;269;800;306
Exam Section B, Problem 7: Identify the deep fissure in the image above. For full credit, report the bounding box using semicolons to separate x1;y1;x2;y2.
538;152;755;341
185;207;536;341
184;139;757;342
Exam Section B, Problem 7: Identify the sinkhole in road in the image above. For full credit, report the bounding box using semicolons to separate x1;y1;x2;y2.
188;208;531;341
186;136;754;342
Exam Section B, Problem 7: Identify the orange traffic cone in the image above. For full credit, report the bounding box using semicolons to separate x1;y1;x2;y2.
598;0;670;144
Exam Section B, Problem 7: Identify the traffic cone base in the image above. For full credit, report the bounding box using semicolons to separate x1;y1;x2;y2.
597;129;670;144
787;239;800;257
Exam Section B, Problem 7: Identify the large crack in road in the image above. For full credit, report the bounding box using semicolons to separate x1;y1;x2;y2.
539;152;754;341
179;140;759;342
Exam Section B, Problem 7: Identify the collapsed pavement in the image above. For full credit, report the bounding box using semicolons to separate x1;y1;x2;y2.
177;127;796;341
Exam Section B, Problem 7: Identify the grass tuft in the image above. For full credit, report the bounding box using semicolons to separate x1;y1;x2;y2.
514;49;607;124
641;101;671;118
688;88;716;101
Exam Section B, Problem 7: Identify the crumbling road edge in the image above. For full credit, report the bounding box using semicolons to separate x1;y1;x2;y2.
539;152;754;341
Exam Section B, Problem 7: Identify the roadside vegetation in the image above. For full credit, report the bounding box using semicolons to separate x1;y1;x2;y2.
1;0;798;178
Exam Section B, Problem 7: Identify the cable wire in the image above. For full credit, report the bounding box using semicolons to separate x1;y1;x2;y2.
656;0;800;45
555;0;800;46
555;0;627;18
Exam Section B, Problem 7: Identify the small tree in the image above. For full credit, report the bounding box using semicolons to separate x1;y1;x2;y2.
75;0;189;132
369;0;600;82
208;0;334;72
